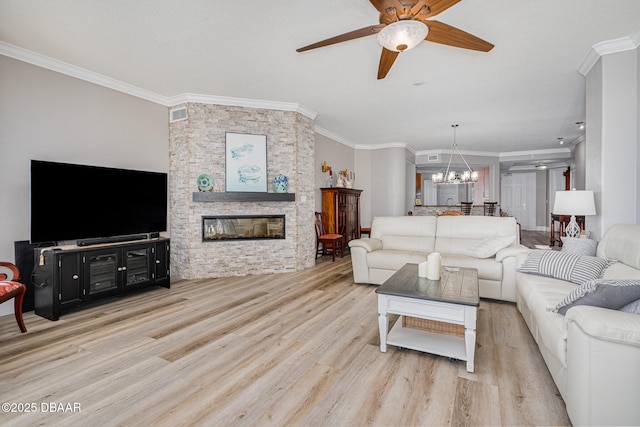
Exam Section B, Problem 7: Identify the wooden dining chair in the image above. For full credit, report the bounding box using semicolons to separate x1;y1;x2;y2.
315;212;344;262
0;262;27;333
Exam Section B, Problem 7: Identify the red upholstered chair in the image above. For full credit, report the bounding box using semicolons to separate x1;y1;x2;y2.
315;212;344;262
0;262;27;333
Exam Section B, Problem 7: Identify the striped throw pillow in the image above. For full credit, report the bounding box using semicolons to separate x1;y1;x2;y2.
550;279;640;315
518;250;614;285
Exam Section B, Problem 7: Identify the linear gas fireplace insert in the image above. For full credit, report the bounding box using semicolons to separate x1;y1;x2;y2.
202;215;285;241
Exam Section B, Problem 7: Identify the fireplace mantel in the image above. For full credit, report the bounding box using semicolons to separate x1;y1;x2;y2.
192;192;295;202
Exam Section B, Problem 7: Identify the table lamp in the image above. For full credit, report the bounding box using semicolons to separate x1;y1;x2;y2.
553;190;596;238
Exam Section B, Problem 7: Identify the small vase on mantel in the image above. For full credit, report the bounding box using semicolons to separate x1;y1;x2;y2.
274;175;288;193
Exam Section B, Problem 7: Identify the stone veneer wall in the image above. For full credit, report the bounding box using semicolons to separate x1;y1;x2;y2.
169;103;316;279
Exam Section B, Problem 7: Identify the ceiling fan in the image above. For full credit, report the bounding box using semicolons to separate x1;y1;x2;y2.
296;0;494;79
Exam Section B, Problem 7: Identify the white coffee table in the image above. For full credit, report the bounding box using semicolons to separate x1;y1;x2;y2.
375;263;480;372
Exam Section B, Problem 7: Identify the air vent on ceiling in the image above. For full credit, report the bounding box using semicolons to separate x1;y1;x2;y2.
170;107;187;123
427;154;439;162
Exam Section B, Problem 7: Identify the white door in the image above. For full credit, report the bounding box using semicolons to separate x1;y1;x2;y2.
406;161;416;214
501;173;536;230
423;179;436;205
548;168;566;222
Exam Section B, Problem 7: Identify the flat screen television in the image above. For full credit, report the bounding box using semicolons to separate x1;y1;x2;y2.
30;160;168;244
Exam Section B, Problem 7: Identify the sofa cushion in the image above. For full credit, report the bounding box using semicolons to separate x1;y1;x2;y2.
366;250;427;271
596;223;640;270
517;275;574;368
461;236;515;259
550;279;640;315
603;261;640;280
442;254;502;281
370;216;437;253
435;216;519;256
561;237;597;256
380;234;434;253
518;250;613;285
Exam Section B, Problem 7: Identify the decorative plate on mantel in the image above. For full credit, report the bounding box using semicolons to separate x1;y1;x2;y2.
197;174;213;192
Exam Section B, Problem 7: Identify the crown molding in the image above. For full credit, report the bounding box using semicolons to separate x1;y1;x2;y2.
314;127;416;153
167;93;317;120
499;147;572;160
416;148;500;157
355;142;415;154
314;126;357;148
0;41;168;105
578;26;640;76
0;42;317;119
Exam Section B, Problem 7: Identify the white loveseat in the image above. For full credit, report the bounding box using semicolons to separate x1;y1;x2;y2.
516;224;640;426
349;215;528;301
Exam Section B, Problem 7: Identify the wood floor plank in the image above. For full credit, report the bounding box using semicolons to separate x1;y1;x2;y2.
0;255;570;426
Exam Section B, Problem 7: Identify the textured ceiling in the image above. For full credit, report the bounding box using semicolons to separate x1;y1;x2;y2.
1;0;639;166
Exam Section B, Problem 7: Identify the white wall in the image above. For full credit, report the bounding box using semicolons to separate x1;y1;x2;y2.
369;147;408;217
0;55;168;315
405;159;416;215
353;150;371;227
313;133;355;213
585;48;639;239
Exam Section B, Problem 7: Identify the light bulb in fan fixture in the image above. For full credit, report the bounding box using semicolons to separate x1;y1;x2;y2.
377;20;429;52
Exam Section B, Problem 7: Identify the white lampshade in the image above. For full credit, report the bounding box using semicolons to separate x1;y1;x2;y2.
377;20;428;52
553;190;596;216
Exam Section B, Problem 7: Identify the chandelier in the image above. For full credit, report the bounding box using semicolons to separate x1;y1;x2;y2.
432;124;479;185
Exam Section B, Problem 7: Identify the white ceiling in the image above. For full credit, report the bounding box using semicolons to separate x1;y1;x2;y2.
1;0;640;166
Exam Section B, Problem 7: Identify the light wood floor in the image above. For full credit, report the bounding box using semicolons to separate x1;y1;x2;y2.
520;230;551;249
0;254;570;427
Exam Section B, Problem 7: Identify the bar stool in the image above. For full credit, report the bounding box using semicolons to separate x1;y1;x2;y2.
484;202;498;216
460;202;473;215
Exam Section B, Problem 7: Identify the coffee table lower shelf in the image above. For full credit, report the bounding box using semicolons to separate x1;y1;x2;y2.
387;318;467;361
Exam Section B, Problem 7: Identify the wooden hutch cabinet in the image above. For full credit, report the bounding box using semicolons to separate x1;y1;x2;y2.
321;188;363;242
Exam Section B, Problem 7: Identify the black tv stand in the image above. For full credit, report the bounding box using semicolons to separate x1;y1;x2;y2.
34;238;170;320
77;234;148;247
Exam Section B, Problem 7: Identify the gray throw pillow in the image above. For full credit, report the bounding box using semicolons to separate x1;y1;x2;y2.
561;237;597;256
550;279;640;315
518;250;614;285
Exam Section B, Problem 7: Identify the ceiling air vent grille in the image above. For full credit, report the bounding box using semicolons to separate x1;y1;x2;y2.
427;154;439;162
170;107;187;123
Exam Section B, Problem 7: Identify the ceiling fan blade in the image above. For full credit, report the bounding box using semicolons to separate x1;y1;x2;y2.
296;24;384;52
421;0;462;18
423;20;494;52
378;48;399;79
369;0;406;14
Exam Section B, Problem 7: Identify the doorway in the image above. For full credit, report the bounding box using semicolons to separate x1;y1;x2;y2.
501;173;536;230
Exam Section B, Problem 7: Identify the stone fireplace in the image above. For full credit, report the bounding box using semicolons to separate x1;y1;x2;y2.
169;102;316;279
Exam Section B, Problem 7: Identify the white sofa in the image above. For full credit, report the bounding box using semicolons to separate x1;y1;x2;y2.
516;224;640;426
349;215;528;301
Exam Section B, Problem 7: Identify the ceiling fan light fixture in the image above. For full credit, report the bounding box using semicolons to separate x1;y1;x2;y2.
377;20;428;52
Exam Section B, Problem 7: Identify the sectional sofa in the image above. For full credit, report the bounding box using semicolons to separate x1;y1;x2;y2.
350;216;640;425
516;223;640;426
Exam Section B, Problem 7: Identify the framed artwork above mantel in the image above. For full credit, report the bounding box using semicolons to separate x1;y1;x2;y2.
225;132;267;192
